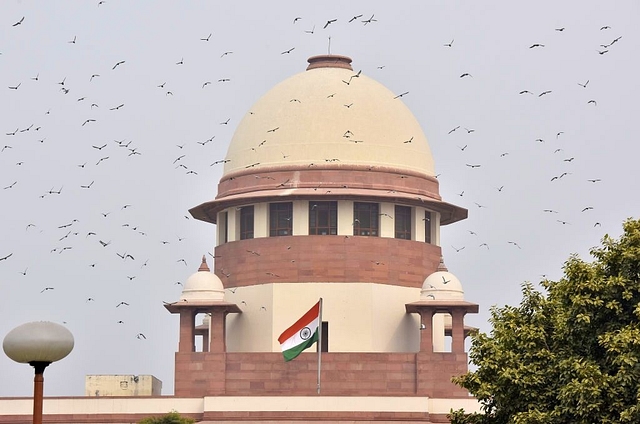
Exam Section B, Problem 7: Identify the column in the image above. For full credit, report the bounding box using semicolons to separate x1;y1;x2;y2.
178;309;196;353
450;309;466;354
419;308;435;353
208;309;227;352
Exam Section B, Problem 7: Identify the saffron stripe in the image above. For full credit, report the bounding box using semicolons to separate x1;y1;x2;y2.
277;301;320;344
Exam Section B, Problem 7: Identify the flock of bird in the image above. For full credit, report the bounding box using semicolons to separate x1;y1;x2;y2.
0;2;634;396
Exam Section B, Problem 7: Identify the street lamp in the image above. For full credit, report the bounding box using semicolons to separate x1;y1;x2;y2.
3;322;74;424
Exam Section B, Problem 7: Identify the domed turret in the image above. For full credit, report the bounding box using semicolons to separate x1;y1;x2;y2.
421;257;464;301
179;256;225;302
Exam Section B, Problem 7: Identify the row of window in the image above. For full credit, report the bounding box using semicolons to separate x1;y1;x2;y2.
229;202;432;242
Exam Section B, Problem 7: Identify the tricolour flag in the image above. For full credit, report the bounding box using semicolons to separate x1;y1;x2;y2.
278;300;320;362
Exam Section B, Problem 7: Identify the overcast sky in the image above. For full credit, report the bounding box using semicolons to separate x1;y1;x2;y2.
1;1;639;397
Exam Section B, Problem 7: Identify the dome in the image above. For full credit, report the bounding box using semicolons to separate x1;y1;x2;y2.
421;258;464;301
223;55;435;177
180;256;225;302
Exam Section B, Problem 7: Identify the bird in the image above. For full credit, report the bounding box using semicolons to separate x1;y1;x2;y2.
404;137;414;144
323;19;337;29
444;39;454;47
600;26;611;30
112;60;125;70
96;156;109;165
267;127;279;132
460;73;472;78
177;258;187;266
116;302;129;307
12;16;25;26
457;191;464;197
202;81;211;88
479;243;489;250
362;14;377;25
557;220;570;225
8;83;21;90
464;128;475;133
507;241;521;249
452;245;465;253
563;157;575;162
587;100;597;106
80;181;94;189
109;103;125;110
578;80;589;88
543;209;558;213
538;90;552;97
176;57;184;65
393;91;409;99
474;202;486;208
555;27;565;31
220;118;230;125
458;145;467;151
442;276;451;284
587;179;602;183
200;33;211;41
136;333;146;340
582;207;594;212
82;119;96;126
448;126;460;134
529;43;545;48
305;25;315;34
0;253;13;261
348;14;363;23
519;90;533;95
466;164;481;168
597;49;609;55
41;287;54;293
220;51;233;58
281;47;295;54
92;144;107;150
68;35;76;44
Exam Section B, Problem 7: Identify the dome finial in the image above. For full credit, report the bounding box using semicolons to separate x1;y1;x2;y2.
437;256;448;272
198;255;210;272
306;54;353;71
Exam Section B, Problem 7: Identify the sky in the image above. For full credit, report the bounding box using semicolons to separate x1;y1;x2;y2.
1;1;639;397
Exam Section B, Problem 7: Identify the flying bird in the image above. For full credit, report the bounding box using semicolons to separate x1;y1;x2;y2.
323;19;337;29
12;17;25;26
200;33;211;41
444;39;454;47
538;90;552;97
529;43;545;48
393;91;409;99
281;47;295;54
112;60;125;70
578;80;589;88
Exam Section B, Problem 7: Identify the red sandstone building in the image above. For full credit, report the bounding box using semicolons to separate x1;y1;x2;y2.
1;55;481;423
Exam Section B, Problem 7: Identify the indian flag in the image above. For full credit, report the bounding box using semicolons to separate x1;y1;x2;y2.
278;300;321;362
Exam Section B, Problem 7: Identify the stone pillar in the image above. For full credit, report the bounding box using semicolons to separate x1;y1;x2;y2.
450;309;466;354
179;309;196;352
208;309;227;352
419;309;435;353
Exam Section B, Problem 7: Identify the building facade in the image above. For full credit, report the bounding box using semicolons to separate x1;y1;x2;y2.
0;54;480;424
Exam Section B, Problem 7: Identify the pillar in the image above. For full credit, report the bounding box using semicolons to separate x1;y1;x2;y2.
451;309;466;354
179;309;196;352
419;309;435;353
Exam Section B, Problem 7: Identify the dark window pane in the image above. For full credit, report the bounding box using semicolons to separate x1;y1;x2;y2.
425;211;432;244
270;202;293;236
353;202;379;236
395;205;411;239
309;201;337;235
240;206;254;240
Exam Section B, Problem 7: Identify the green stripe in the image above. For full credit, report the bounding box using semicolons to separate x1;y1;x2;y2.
282;330;318;362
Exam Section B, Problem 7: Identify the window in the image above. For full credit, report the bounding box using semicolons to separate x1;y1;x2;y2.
270;202;293;236
221;211;228;243
240;206;254;240
309;201;337;235
395;205;412;239
424;211;432;243
353;202;379;236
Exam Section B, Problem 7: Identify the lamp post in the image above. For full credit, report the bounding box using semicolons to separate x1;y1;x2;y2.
3;322;74;424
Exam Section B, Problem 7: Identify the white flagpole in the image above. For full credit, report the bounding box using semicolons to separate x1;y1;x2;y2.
317;297;323;394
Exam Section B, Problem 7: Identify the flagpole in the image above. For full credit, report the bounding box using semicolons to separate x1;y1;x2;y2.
317;297;323;395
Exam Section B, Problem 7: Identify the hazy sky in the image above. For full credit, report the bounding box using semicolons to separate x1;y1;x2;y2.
1;1;639;396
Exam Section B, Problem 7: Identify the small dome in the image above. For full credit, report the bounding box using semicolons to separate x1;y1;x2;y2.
180;256;225;302
421;257;464;301
222;54;435;177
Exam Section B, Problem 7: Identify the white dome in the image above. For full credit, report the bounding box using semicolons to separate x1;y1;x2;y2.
223;55;435;177
180;257;225;302
421;258;464;301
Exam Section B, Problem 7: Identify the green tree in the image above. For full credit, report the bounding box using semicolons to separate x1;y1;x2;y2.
138;411;195;424
450;218;640;424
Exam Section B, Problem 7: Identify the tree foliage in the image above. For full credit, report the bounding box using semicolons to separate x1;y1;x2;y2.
138;411;195;424
450;218;640;424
